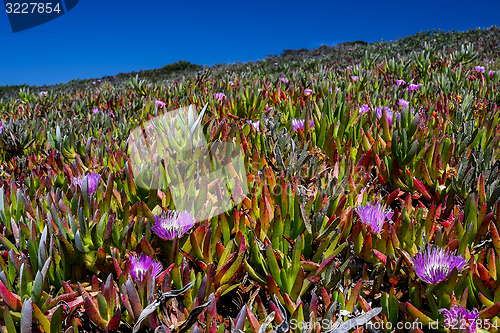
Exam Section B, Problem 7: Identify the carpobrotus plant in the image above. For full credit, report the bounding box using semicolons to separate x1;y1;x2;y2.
129;253;163;282
72;172;101;194
413;246;468;284
439;305;479;333
1;27;500;332
152;210;195;240
291;118;313;132
354;202;392;234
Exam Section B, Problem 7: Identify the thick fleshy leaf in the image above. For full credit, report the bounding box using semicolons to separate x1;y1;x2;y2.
0;280;22;311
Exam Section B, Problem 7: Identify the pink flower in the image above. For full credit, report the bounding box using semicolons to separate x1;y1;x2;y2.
408;83;421;91
247;120;260;131
396;79;406;86
475;66;486;73
214;93;226;101
155;100;166;107
228;81;235;87
152;210;195;240
398;99;409;108
129;253;163;282
355;202;393;234
351;76;359;81
280;78;289;84
439;305;478;333
72;173;101;194
92;108;99;114
376;107;396;126
304;89;313;96
413;246;467;285
489;71;495;76
359;105;370;114
291;118;314;132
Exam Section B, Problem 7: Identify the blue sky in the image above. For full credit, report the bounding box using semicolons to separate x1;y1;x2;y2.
1;0;499;86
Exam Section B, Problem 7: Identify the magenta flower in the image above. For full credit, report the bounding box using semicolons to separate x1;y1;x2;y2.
359;105;370;114
92;108;99;114
228;81;235;87
214;93;226;101
439;305;479;333
489;71;495;76
354;202;392;234
129;253;163;282
92;81;96;85
396;79;406;86
72;173;101;194
152;210;195;240
247;120;260;131
413;246;468;284
475;66;486;73
0;124;3;133
39;91;48;97
304;89;313;96
398;99;409;108
351;76;359;81
291;118;314;132
408;83;421;91
155;100;166;108
376;106;396;125
280;78;289;84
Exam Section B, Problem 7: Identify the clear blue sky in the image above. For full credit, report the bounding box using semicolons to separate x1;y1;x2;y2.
1;0;499;86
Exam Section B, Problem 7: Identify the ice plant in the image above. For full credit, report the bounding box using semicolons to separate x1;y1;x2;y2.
489;70;495;76
291;118;313;132
359;105;369;114
39;91;47;97
475;66;485;73
413;246;468;284
92;108;99;114
129;253;163;282
247;120;260;131
376;107;395;125
155;100;166;107
396;79;406;86
72;173;101;194
354;202;392;234
398;99;409;108
351;76;359;81
408;83;421;91
214;93;226;101
304;89;313;96
0;123;3;133
152;210;195;240
280;78;289;83
439;305;479;333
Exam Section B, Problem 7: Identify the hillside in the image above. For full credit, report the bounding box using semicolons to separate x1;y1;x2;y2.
0;26;499;332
